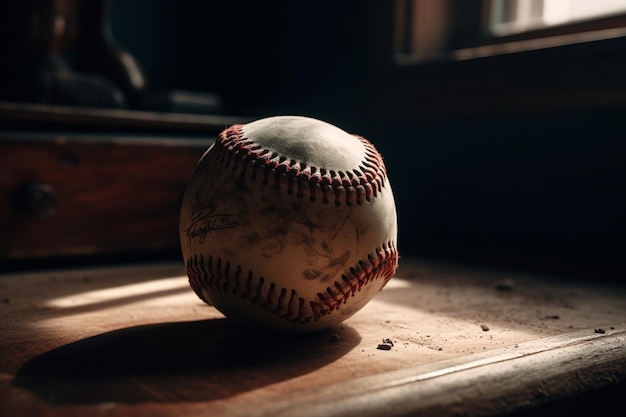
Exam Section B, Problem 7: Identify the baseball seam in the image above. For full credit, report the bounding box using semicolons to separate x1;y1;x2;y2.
214;125;388;206
186;241;398;325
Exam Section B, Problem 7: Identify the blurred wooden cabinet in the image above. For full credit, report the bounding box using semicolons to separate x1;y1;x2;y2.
0;101;250;267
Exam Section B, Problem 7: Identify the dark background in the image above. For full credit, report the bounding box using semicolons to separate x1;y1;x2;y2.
106;1;625;276
107;1;369;118
1;0;623;277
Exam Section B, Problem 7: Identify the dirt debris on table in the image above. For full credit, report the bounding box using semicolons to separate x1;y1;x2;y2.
377;338;395;350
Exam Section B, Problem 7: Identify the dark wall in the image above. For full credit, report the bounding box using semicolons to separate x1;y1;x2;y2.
370;110;626;267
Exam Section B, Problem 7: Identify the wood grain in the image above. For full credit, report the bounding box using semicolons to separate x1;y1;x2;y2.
252;327;626;417
0;258;624;416
0;101;250;133
0;132;210;262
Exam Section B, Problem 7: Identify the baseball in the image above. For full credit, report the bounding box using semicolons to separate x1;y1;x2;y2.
180;116;398;332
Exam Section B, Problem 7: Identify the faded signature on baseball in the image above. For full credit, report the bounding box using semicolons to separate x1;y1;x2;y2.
185;206;241;244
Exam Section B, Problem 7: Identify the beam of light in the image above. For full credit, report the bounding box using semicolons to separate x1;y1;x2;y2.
45;276;190;309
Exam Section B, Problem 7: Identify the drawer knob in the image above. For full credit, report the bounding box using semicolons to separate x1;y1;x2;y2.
14;183;58;218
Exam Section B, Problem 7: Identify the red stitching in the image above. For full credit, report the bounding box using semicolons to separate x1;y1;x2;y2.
185;242;399;325
211;125;388;206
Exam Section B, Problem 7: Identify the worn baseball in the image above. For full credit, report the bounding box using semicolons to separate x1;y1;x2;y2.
180;116;398;332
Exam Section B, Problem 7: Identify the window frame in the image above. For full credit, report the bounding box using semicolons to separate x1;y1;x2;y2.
366;0;626;120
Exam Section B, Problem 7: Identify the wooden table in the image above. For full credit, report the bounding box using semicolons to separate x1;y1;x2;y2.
1;258;625;417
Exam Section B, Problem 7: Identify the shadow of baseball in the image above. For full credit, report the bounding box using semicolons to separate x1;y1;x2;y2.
12;318;361;404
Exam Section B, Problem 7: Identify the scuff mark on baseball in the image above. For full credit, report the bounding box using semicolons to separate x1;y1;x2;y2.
180;115;399;332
